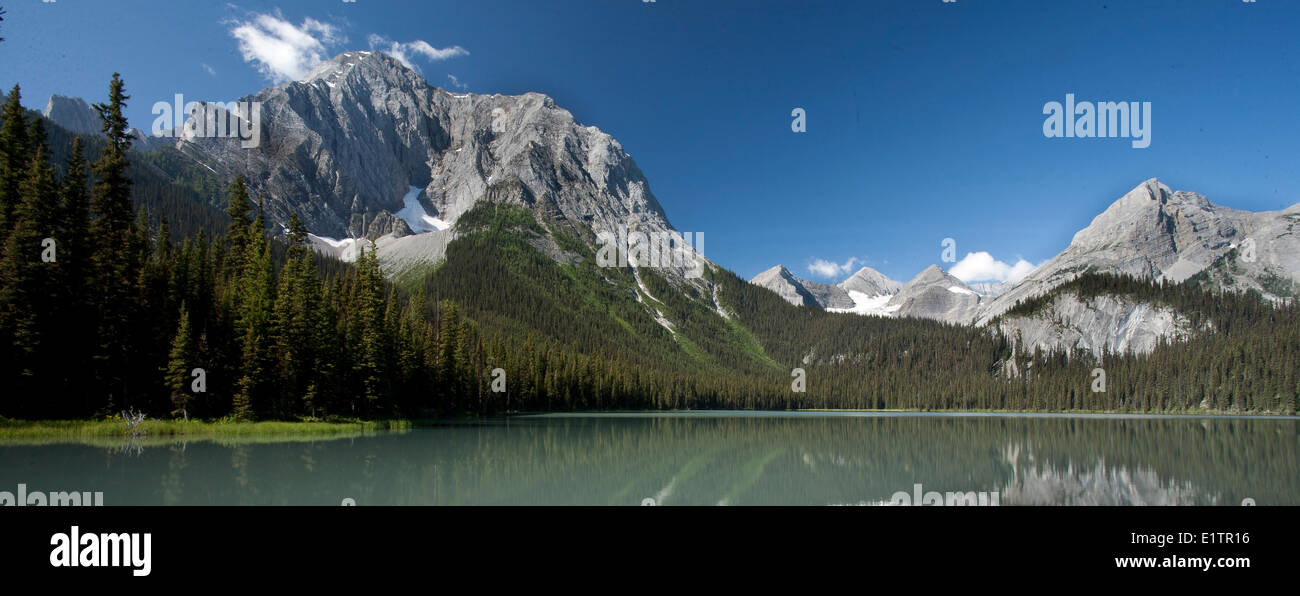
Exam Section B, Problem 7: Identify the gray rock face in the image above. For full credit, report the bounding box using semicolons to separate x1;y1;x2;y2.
43;94;163;150
838;266;903;297
995;293;1193;358
976;178;1300;325
968;281;1011;297
173;51;679;250
750;265;854;309
43;95;101;136
886;265;982;324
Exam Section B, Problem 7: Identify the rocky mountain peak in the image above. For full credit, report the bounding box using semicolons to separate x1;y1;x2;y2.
750;265;854;309
43;94;99;136
169;49;677;254
838;266;902;297
882;264;981;324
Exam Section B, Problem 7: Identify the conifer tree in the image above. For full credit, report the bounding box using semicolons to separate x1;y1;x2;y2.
272;213;320;416
89;74;138;411
165;303;196;420
0;84;28;240
356;241;390;410
225;176;252;270
232;219;275;420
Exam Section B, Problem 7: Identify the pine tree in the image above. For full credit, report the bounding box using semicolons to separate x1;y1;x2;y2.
0;83;28;241
165;303;196;420
225;177;251;271
89;74;138;411
232;221;275;420
438;299;463;409
272;213;320;416
355;241;390;411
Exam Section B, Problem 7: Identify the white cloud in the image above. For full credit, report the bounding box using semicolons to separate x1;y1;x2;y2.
228;13;344;83
807;257;862;279
447;74;468;91
949;252;1038;284
367;34;469;71
201;63;216;76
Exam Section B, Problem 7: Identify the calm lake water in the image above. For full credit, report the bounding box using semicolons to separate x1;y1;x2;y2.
2;412;1296;505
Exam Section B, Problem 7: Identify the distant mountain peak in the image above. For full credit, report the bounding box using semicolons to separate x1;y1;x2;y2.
838;266;902;297
42;94;99;136
751;265;854;309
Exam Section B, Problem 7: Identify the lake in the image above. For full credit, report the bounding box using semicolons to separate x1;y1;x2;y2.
1;412;1296;505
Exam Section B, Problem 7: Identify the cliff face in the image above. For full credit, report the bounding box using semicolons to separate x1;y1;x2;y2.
995;293;1193;357
171;51;678;249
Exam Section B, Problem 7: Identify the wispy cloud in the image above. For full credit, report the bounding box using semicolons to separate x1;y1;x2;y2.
367;34;469;71
807;257;862;279
201;63;216;76
227;12;345;83
447;74;468;91
949;251;1038;284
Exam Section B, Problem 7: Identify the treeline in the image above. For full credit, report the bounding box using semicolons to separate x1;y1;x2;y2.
0;78;497;420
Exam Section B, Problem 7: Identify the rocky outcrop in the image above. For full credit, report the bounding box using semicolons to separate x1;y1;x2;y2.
886;265;982;324
995;293;1193;357
43;94;164;150
750;265;854;308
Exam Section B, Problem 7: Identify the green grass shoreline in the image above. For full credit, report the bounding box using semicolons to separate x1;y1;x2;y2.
0;417;412;444
3;406;1293;446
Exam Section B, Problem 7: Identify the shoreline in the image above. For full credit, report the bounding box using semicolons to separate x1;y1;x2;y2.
3;407;1295;444
0;418;412;443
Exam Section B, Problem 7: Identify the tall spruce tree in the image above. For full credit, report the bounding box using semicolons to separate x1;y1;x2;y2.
225;176;251;270
232;210;275;420
356;241;390;412
90;73;138;411
0;84;28;241
272;213;320;416
165;303;196;420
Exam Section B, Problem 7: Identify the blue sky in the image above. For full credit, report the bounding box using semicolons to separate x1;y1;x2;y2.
4;0;1299;284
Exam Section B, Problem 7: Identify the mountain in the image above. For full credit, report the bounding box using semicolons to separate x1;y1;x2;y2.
171;50;689;279
824;266;903;316
750;265;854;309
885;265;982;324
747;179;1299;355
43;94;164;150
752;262;978;323
976;178;1300;325
43;94;100;136
839;266;903;297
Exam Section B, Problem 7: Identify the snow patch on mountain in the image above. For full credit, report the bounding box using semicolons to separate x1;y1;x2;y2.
393;185;450;232
826;291;901;316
